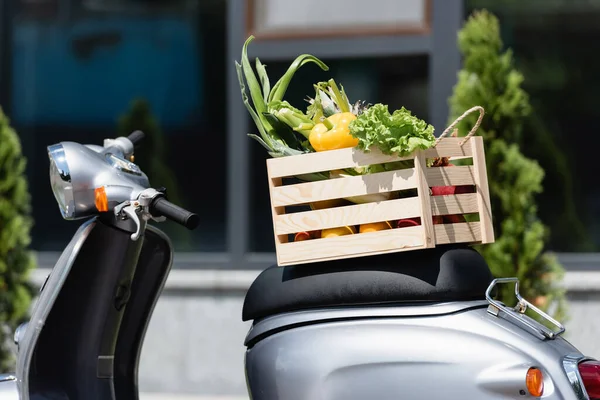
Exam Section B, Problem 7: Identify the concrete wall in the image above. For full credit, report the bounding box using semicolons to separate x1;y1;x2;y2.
29;266;600;400
564;290;600;358
138;289;251;397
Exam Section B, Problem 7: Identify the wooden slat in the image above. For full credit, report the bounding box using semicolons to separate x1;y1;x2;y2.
414;153;435;248
425;165;475;187
274;197;420;235
277;226;426;266
431;193;479;216
266;138;473;179
422;137;473;159
434;222;481;245
267;176;288;251
267;147;409;179
271;168;417;207
470;136;495;243
274;193;482;235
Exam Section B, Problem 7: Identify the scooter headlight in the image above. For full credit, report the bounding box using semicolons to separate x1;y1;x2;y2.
47;144;76;219
47;140;151;220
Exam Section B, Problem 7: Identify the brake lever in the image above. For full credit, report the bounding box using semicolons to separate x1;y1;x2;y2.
113;189;166;241
114;201;142;241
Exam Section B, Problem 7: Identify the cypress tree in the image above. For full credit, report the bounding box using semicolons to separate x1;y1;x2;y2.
0;107;36;371
448;10;567;320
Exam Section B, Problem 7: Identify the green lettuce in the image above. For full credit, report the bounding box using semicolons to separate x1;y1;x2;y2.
349;103;436;156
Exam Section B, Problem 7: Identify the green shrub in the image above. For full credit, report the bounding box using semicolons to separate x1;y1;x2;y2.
448;10;567;320
0;107;36;371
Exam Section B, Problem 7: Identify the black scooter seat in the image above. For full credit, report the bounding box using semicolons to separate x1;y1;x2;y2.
242;244;494;321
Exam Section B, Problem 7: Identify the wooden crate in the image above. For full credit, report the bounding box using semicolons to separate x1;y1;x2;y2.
265;107;494;266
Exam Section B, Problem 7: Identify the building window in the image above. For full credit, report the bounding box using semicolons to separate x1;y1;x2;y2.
10;0;227;252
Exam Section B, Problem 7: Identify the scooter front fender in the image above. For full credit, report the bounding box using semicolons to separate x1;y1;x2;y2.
0;374;18;400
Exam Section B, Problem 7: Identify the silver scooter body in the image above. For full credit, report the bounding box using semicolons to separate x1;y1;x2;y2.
244;301;588;399
242;248;595;400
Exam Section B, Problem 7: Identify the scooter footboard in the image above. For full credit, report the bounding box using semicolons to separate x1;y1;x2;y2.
244;304;585;400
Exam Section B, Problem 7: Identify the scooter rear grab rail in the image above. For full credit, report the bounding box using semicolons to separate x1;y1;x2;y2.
485;277;566;340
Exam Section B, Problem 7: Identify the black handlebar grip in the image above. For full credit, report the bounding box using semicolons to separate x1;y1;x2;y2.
127;130;145;148
150;197;200;230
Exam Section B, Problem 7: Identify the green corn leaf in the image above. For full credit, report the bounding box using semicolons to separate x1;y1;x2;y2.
268;55;329;103
255;58;270;103
236;61;272;147
247;134;273;152
241;36;267;115
249;133;307;158
240;36;278;139
271;141;306;157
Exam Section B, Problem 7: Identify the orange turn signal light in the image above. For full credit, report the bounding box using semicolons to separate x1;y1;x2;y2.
526;367;544;397
95;186;109;212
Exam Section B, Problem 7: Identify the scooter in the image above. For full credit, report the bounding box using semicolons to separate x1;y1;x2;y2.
1;132;599;399
0;131;199;400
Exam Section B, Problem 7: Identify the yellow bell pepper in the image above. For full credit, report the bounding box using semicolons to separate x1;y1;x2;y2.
309;112;358;152
321;225;356;238
359;221;392;233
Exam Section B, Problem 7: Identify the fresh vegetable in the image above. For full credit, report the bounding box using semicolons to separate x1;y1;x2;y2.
429;156;475;196
305;79;404;186
444;214;467;224
397;218;421;228
428;156;471;223
430;157;455;196
430;184;475;196
237;36;443;214
294;231;322;241
237;37;437;165
321;226;356;238
294;232;312;241
306;79;357;120
235;35;329;181
396;216;447;227
309;112;359;151
431;185;457;196
349;104;435;156
433;216;444;225
359;221;392;233
268;100;315;140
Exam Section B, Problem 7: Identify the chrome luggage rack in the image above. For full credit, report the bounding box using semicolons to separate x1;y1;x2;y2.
485;277;565;340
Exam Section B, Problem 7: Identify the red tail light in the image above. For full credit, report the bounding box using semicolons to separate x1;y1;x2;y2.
579;360;600;399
